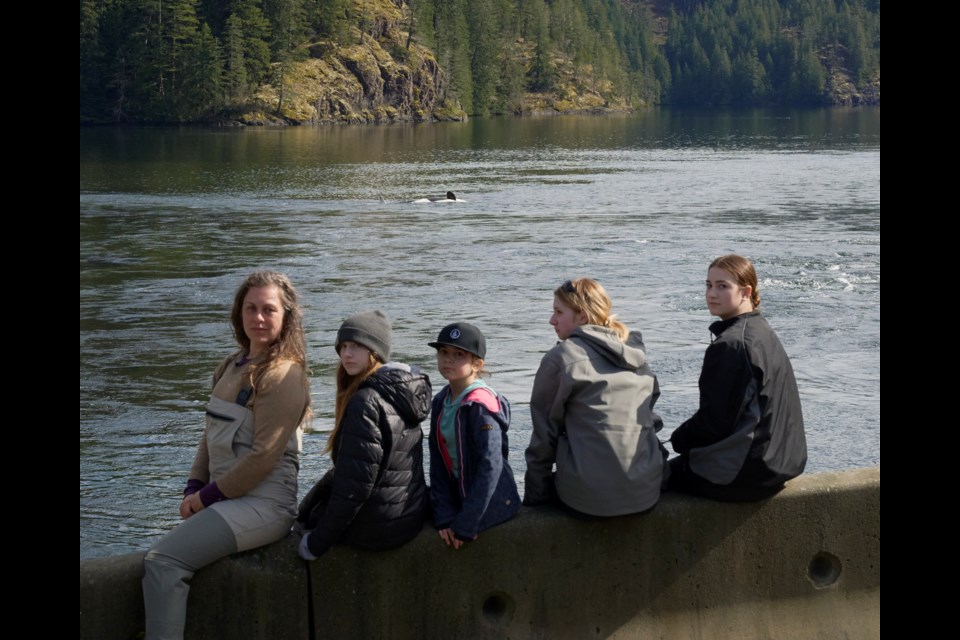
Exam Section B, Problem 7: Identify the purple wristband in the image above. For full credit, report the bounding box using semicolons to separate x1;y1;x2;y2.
197;481;226;507
183;479;206;497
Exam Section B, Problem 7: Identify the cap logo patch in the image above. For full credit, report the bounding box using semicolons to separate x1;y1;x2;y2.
450;329;461;339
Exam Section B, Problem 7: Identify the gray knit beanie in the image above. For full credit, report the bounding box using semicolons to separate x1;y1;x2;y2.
336;310;392;363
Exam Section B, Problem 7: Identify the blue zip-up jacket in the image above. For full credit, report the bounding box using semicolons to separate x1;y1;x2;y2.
428;385;521;541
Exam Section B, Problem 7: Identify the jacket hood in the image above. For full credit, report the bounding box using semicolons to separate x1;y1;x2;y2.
441;384;512;433
364;363;432;425
570;325;647;370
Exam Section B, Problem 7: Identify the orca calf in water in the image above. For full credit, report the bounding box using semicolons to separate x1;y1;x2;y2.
413;191;461;203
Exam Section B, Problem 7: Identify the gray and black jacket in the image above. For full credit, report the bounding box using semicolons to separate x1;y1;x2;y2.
671;311;807;489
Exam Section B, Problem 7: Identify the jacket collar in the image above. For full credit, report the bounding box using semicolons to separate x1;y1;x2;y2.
709;310;762;338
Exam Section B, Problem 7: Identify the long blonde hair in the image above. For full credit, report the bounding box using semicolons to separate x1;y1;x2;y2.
555;277;629;342
325;353;382;454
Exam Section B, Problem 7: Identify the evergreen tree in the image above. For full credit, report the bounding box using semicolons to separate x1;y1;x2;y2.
223;13;248;103
80;0;105;119
685;35;710;103
433;0;473;112
231;0;272;89
709;44;732;105
264;0;306;60
550;0;589;64
527;0;553;92
467;0;503;115
165;0;203;118
500;40;527;113
308;0;351;43
122;0;168;118
263;0;307;114
187;22;224;115
407;0;436;50
790;44;826;103
652;53;671;100
731;49;768;104
197;0;231;34
766;35;796;100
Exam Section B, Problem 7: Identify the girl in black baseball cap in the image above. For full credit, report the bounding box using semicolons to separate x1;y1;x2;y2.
427;322;520;549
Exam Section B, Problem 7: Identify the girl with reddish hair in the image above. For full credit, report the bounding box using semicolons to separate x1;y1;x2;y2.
669;255;807;501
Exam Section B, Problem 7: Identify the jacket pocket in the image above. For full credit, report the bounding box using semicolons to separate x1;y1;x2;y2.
205;397;250;466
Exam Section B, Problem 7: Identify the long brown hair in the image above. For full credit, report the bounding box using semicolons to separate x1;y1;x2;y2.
229;271;310;415
554;277;629;342
325;353;382;454
709;254;761;308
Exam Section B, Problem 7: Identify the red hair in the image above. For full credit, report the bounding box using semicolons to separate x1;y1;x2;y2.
709;255;761;308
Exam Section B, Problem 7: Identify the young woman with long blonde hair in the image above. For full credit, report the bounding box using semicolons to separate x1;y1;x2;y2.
524;278;667;517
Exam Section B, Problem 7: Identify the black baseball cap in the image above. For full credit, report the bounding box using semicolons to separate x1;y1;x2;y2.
428;322;486;359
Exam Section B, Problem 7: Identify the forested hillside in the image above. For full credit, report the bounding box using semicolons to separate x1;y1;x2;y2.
79;0;880;124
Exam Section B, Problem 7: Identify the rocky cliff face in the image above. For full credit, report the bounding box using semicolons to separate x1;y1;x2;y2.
821;44;880;106
245;39;452;125
238;34;633;125
231;0;636;126
238;1;459;125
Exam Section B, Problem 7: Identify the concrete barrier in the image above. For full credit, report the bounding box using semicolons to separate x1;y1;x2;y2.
80;467;880;639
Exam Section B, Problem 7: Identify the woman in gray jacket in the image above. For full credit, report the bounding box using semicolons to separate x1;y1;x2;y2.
524;278;667;517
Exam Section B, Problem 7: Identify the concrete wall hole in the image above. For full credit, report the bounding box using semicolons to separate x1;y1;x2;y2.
481;591;515;627
807;551;842;588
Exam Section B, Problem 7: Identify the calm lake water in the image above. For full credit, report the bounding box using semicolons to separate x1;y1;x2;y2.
80;108;881;560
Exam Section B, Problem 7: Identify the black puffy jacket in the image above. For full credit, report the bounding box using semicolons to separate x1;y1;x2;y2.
305;364;431;557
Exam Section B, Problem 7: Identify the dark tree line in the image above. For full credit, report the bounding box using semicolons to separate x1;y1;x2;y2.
79;0;880;123
80;0;346;121
664;0;880;105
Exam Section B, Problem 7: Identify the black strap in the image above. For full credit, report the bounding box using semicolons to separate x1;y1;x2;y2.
235;387;253;407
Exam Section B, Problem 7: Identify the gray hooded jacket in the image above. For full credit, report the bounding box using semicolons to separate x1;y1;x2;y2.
525;325;665;516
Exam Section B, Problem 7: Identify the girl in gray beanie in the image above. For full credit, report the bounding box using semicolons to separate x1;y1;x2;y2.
297;311;431;560
335;310;392;363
